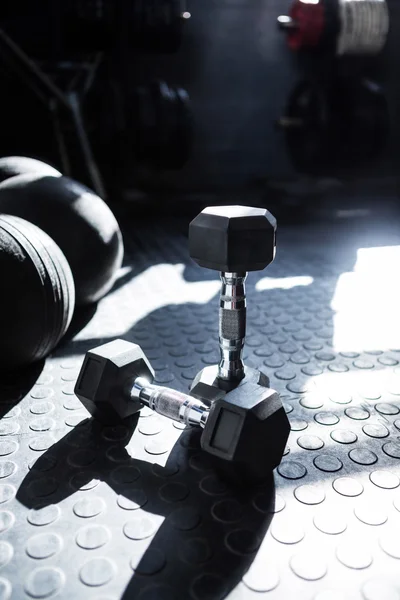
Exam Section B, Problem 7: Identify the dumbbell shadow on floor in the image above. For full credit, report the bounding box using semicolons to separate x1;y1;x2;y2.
16;415;276;599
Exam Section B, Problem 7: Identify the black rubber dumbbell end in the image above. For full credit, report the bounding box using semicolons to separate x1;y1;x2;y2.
189;206;276;273
201;377;289;482
75;339;154;424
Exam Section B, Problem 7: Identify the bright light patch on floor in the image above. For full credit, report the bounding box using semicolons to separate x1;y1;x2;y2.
256;276;314;291
332;246;400;353
115;266;132;279
314;368;389;402
75;264;220;343
282;368;397;457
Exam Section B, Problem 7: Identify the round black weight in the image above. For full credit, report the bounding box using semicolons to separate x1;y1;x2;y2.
153;81;179;169
331;78;389;164
0;214;75;371
0;157;61;184
131;84;158;167
158;84;194;170
279;80;333;173
132;81;193;170
279;77;389;174
0;175;124;306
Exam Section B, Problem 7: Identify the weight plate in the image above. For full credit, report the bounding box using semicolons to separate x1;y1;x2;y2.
173;86;194;169
160;85;181;169
132;85;159;166
323;0;341;53
336;0;389;56
353;79;389;158
150;82;193;170
283;80;332;173
281;76;389;174
330;77;389;164
154;80;177;168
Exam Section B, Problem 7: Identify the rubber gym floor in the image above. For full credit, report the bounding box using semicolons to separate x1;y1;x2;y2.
2;209;400;600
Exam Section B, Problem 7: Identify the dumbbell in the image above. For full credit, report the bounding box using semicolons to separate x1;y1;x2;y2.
74;339;287;481
189;206;276;390
187;206;290;478
278;0;389;56
0;157;124;370
277;77;389;174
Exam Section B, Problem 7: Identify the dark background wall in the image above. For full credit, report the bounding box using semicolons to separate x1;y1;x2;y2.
129;0;400;196
0;0;399;201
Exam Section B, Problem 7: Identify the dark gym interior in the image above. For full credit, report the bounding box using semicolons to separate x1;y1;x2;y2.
0;2;400;599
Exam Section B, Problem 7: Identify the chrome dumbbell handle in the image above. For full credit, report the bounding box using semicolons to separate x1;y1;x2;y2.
131;377;209;428
218;272;247;383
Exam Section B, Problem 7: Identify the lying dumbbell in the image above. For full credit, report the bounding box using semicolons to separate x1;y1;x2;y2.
0;157;124;370
74;338;287;482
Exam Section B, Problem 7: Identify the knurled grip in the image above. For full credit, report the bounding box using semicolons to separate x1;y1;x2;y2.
149;388;195;422
220;308;246;340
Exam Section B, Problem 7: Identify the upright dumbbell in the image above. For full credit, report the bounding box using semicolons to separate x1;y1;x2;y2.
189;206;276;392
278;0;389;56
74;339;287;482
188;206;290;479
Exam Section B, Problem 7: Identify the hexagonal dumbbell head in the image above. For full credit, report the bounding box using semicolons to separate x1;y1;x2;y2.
189;205;277;273
74;339;155;424
201;372;290;481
